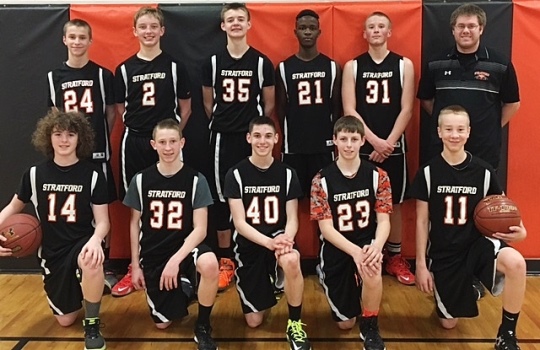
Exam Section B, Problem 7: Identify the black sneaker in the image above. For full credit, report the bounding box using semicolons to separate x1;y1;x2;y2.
286;319;311;350
194;323;218;350
473;277;486;300
83;317;106;350
360;316;386;350
495;330;521;350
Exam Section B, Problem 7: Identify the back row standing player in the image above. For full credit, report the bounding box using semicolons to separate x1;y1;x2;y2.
276;9;342;197
113;7;192;296
47;19;118;292
342;11;415;285
202;2;275;290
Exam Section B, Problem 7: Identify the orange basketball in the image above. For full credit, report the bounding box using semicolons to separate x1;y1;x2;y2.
0;213;42;258
473;195;521;238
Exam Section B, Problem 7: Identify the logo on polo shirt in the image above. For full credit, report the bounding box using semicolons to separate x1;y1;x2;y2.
474;71;490;81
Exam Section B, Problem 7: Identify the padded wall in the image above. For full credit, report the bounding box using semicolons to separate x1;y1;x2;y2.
0;6;68;270
0;2;538;270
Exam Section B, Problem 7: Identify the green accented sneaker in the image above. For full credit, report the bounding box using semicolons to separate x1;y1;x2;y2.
83;317;106;350
286;319;311;350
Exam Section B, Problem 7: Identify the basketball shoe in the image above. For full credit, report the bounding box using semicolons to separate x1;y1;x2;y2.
495;330;520;350
286;319;311;350
384;253;415;285
194;323;218;350
473;277;486;300
103;270;118;295
83;317;106;350
111;264;134;297
218;258;235;291
360;316;386;350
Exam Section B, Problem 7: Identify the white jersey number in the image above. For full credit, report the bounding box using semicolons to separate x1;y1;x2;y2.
222;78;251;103
150;200;183;230
142;82;156;106
298;80;323;105
443;196;468;225
47;193;77;223
246;196;279;225
365;79;390;104
337;200;370;232
64;88;94;113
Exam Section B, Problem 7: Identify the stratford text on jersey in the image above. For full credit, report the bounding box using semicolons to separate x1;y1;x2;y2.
147;190;186;198
437;186;477;194
362;71;393;79
61;80;93;90
244;186;280;194
43;184;83;192
292;72;326;79
334;189;370;202
132;72;166;82
221;70;253;77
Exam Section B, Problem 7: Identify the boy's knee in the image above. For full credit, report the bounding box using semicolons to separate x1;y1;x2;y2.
439;318;458;329
198;255;219;278
245;313;264;328
337;318;355;330
155;321;172;329
279;251;300;272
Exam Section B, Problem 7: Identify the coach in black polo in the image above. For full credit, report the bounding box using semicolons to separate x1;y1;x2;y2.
417;3;520;170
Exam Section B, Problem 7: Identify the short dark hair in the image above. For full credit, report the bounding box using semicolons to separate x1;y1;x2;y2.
248;116;276;133
63;19;92;40
333;115;365;137
450;3;487;28
296;9;319;21
32;110;95;159
152;118;182;139
221;3;250;22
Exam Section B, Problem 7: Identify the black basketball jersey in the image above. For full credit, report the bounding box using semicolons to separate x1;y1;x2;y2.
16;160;108;259
278;54;337;154
354;51;406;155
312;161;392;245
115;52;191;134
223;158;302;240
408;153;502;262
123;164;213;267
47;61;114;162
202;47;275;133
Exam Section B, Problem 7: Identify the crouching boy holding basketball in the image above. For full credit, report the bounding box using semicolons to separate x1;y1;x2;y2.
123;119;219;350
0;110;109;350
409;105;527;350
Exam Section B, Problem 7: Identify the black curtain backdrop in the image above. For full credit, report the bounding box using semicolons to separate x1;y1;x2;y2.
0;6;68;271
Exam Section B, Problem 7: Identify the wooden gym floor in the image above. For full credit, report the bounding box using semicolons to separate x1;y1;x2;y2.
0;274;539;349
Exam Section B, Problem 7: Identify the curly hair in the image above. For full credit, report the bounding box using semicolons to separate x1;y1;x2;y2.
32;110;95;159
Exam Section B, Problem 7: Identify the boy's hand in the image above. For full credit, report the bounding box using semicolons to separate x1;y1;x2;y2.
0;235;12;257
79;236;104;268
160;259;181;291
492;221;527;242
415;265;433;294
132;265;146;290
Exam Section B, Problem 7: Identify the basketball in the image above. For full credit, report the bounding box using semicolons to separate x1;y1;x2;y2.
474;195;521;237
0;213;42;258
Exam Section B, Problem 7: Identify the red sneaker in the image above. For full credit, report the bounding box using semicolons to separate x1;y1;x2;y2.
111;264;134;297
218;258;235;291
385;254;415;285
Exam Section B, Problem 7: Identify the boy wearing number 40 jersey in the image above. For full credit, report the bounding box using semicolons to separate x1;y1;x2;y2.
311;116;391;350
224;117;311;350
123;119;219;350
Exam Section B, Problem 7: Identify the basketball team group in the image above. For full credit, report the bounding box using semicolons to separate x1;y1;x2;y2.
0;2;529;350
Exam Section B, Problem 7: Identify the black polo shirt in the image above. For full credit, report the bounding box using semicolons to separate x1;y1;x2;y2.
417;44;520;168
